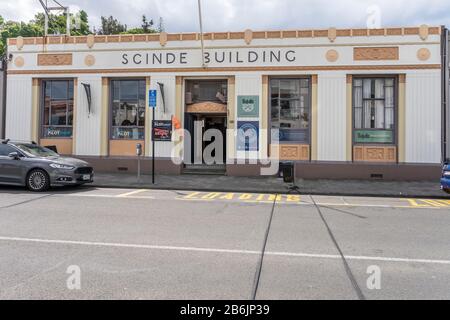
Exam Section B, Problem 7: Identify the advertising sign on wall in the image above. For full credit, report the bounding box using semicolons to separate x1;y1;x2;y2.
237;95;259;118
354;130;394;144
152;120;173;141
42;126;73;138
237;121;259;151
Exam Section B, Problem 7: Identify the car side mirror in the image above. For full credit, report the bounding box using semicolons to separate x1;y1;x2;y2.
8;152;21;160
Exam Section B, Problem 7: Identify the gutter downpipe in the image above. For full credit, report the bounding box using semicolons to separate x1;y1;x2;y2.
442;26;449;164
0;55;7;140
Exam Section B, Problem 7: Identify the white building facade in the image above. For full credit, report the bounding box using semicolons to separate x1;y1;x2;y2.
4;26;447;180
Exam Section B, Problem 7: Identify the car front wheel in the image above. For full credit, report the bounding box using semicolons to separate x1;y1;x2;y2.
26;169;50;192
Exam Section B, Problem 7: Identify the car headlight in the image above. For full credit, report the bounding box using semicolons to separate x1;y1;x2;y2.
50;163;75;170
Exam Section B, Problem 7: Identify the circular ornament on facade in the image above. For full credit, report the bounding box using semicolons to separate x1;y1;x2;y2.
417;48;431;61
14;56;25;68
326;49;339;62
84;54;96;67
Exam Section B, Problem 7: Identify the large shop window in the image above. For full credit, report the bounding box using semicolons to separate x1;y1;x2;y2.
42;80;74;138
111;79;146;140
270;78;311;143
353;78;396;144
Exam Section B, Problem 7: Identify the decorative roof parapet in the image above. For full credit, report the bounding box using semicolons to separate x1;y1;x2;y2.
7;26;442;48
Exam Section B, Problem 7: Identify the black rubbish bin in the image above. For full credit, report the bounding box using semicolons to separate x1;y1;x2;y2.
279;161;295;183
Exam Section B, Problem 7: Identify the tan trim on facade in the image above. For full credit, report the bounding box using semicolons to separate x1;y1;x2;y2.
7;64;441;76
31;78;40;142
346;75;353;161
398;74;406;163
227;76;236;160
311;75;318;161
10;41;441;55
354;47;399;61
174;76;183;161
100;77;109;156
8;26;441;47
353;145;397;163
40;139;73;155
110;140;145;157
270;144;310;161
37;53;73;66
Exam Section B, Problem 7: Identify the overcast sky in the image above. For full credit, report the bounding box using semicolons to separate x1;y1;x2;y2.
1;0;449;32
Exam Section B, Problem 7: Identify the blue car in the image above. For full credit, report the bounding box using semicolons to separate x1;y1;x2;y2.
441;164;450;194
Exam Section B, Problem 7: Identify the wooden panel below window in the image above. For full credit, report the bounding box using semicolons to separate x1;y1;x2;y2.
270;144;310;161
40;139;73;155
353;145;397;163
110;140;144;157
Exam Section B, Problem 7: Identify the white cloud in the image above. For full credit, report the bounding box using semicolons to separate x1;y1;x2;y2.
0;0;449;32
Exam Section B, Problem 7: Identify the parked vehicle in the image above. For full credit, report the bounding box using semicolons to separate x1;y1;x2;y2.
441;163;450;194
0;140;93;192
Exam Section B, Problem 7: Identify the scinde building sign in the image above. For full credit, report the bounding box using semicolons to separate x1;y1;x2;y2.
121;48;297;67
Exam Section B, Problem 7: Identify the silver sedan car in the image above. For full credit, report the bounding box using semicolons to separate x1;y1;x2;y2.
0;140;94;192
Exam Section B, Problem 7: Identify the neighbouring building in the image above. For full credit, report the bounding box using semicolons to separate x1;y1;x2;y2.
4;25;449;180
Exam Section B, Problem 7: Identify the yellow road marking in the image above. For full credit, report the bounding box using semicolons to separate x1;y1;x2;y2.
180;192;301;204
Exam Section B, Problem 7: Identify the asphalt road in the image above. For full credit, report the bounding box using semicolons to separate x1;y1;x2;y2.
0;186;449;300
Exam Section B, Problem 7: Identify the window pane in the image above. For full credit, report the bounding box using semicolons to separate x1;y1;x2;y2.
40;80;74;138
68;81;74;100
111;80;145;140
355;108;362;129
138;80;146;100
385;107;394;129
363;100;372;129
375;100;385;128
51;81;68;100
279;80;299;98
50;102;68;125
270;78;310;143
67;102;73;126
43;100;50;126
112;81;120;101
363;79;372;99
120;81;139;101
375;79;385;99
385;86;394;108
385;78;394;87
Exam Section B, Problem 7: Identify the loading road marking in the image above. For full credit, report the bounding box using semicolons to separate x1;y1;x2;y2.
179;192;450;209
1;235;450;266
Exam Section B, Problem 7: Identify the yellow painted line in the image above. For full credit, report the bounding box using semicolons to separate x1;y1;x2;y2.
421;199;448;207
116;189;148;198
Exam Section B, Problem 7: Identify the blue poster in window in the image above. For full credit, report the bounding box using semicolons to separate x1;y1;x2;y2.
237;121;259;151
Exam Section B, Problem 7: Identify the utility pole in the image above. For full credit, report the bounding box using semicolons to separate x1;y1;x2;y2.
197;0;206;68
38;0;71;36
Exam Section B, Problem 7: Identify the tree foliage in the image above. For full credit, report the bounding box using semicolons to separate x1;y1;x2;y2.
0;10;90;58
0;10;164;58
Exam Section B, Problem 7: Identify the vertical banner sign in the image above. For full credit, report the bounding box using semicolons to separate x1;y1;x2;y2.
237;95;259;118
149;89;157;108
237;121;259;151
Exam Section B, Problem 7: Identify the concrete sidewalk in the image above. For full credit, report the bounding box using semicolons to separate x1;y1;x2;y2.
91;173;450;198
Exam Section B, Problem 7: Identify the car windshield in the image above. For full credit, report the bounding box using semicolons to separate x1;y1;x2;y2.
15;144;59;158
